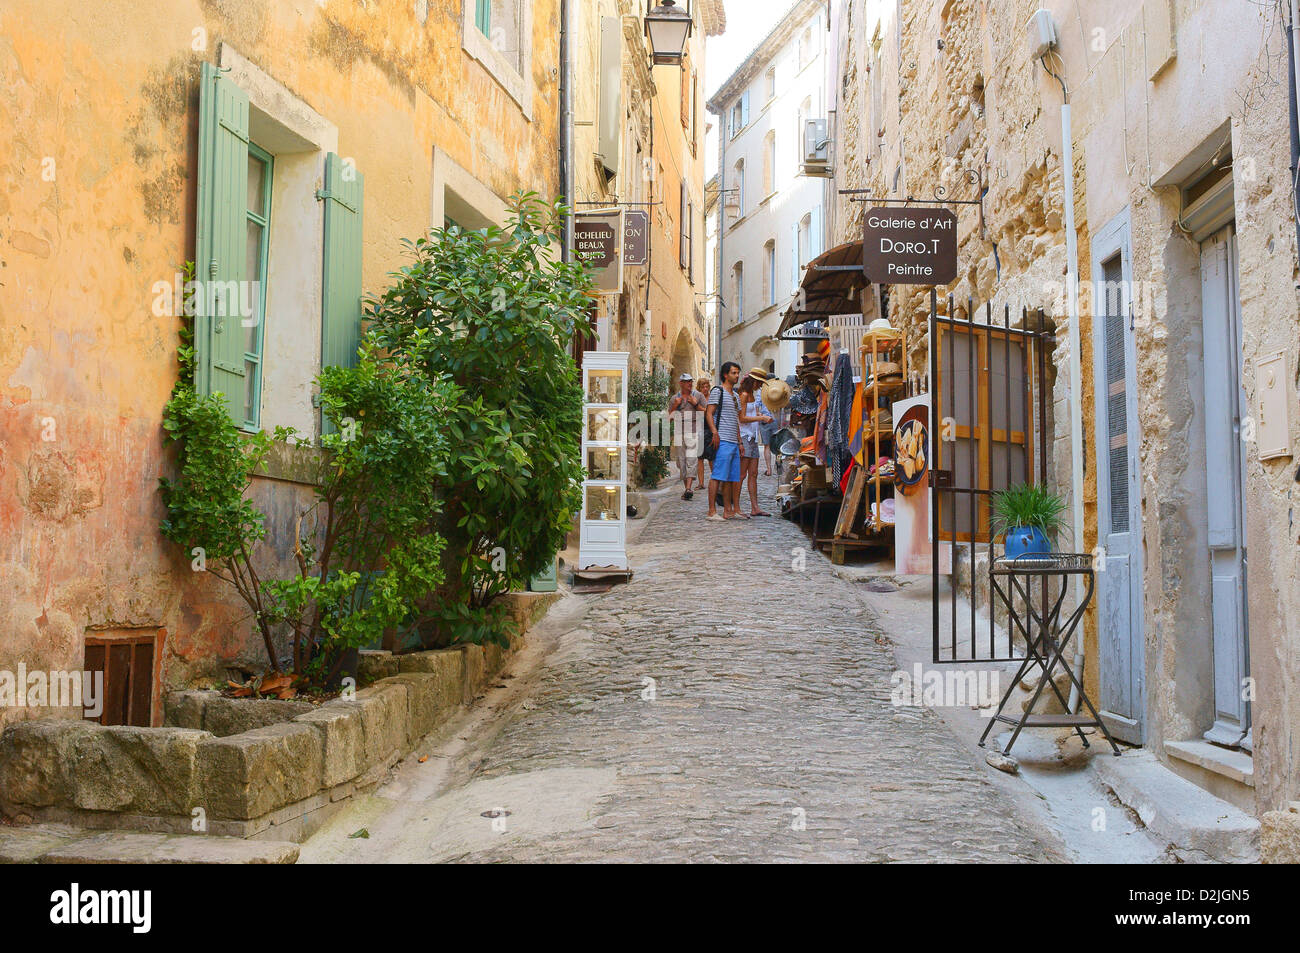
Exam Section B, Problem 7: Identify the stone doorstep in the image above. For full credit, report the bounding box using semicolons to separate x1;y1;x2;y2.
0;826;298;864
1091;748;1260;863
1164;739;1255;787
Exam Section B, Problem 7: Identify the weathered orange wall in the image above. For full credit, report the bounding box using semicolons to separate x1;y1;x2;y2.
0;0;560;723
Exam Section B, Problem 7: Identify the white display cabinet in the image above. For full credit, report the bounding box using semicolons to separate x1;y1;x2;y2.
578;351;629;571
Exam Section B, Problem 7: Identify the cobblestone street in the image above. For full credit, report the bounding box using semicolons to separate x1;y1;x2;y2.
302;481;1064;863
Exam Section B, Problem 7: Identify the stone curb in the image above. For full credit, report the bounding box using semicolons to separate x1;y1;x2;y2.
0;826;299;864
0;591;559;849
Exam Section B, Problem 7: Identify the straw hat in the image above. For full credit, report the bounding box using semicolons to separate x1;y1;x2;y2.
868;317;894;333
761;376;792;411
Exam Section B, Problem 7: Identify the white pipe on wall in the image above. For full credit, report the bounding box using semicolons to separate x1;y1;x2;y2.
1060;101;1088;713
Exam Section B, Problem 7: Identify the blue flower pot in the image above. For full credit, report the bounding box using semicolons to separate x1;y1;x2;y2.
1005;525;1050;559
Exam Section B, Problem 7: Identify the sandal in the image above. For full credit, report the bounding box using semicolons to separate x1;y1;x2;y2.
750;510;771;517
706;513;725;521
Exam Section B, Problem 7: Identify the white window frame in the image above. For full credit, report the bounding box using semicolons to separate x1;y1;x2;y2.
461;0;534;120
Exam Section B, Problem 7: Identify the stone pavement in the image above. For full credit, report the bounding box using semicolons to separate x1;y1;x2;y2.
300;477;1064;863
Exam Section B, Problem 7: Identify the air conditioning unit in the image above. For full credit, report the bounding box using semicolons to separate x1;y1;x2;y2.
802;118;831;177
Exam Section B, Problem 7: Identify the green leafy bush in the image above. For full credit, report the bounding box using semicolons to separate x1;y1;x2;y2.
160;285;455;685
635;445;670;488
365;193;593;647
262;349;455;682
627;363;673;420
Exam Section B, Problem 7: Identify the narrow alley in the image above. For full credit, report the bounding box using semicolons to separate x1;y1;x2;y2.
302;485;1067;863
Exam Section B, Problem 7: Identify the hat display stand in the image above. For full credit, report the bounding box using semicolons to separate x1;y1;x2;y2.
858;324;910;536
791;322;913;563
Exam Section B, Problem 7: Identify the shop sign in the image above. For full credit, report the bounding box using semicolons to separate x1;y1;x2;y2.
574;209;624;292
623;210;649;266
863;206;957;285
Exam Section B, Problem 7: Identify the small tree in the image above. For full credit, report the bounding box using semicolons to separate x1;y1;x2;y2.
160;325;456;685
365;193;592;647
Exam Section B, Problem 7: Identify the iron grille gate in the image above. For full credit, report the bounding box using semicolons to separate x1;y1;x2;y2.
928;291;1052;663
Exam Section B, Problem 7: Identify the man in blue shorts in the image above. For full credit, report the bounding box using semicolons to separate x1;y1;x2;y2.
706;361;743;521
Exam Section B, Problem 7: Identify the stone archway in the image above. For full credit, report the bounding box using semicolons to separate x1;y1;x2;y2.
669;326;697;383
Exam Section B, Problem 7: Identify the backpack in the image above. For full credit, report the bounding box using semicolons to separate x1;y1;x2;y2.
702;385;735;461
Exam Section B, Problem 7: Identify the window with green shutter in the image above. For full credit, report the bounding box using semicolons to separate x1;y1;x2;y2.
195;61;252;426
320;152;365;433
243;143;272;430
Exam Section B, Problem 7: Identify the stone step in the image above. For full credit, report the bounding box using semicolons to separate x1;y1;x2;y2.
0;825;298;864
1092;749;1259;863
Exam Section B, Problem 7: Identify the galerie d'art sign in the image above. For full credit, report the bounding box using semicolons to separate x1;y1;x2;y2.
574;209;624;293
863;206;958;285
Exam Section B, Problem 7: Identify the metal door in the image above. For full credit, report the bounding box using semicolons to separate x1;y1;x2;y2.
930;295;1049;663
1200;225;1251;748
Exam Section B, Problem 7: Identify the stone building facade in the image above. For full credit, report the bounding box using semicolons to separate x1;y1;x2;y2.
830;0;1300;856
708;0;831;379
0;0;563;725
570;0;724;379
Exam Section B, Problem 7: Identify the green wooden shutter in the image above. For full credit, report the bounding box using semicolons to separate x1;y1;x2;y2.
320;151;365;375
475;0;491;35
195;61;250;423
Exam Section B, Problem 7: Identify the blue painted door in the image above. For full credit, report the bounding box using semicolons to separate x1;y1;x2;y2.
1093;221;1145;744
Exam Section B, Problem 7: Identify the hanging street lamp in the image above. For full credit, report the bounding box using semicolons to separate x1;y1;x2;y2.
645;0;692;66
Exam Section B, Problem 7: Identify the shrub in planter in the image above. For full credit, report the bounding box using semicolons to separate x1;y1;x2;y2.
364;193;593;648
991;482;1066;559
160;328;456;687
635;445;670;489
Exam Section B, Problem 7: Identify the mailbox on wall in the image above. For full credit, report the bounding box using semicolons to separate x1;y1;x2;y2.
1254;350;1293;461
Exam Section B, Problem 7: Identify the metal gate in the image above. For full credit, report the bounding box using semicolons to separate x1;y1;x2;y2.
928;292;1052;663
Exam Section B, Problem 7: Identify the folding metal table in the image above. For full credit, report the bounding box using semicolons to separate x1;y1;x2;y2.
979;553;1122;756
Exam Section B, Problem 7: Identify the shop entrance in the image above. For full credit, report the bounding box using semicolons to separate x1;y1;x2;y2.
928;293;1052;664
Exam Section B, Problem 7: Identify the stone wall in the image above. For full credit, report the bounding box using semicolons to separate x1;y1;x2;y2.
0;0;562;721
834;0;1300;824
0;593;557;843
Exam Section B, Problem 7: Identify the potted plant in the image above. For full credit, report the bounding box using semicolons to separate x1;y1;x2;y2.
991;483;1065;559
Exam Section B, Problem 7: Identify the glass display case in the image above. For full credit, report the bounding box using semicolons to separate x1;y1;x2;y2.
584;484;622;521
586;446;622;481
586;369;623;404
579;351;630;571
586;407;621;443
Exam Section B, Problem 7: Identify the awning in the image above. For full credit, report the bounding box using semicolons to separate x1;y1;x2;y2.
776;241;871;339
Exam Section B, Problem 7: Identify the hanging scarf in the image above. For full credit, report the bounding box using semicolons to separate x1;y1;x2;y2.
825;350;855;485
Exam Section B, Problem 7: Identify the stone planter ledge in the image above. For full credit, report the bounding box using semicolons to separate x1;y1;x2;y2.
0;591;558;851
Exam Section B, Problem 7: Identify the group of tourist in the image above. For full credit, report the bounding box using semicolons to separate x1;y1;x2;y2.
666;362;781;521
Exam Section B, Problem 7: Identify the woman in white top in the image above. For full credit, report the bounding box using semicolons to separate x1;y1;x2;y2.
737;375;774;517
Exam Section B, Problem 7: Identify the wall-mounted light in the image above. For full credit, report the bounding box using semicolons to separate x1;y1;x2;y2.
645;0;692;67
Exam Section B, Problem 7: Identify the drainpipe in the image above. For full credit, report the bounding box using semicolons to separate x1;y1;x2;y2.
1288;0;1300;263
645;91;654;363
560;0;573;263
1059;99;1088;714
717;117;727;369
